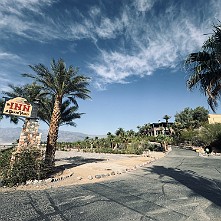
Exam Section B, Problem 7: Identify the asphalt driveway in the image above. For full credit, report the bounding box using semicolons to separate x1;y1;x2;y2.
0;147;220;221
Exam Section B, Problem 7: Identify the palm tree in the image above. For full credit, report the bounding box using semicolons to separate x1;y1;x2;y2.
163;115;171;124
115;128;125;137
38;98;83;127
163;115;171;133
137;124;150;136
23;59;91;170
3;83;83;127
107;132;115;149
3;83;42;103
185;23;221;111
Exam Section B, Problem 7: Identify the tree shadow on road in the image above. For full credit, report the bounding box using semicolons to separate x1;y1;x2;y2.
148;166;221;207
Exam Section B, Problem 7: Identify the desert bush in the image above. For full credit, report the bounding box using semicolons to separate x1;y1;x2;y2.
2;147;46;187
179;129;199;146
147;136;156;142
125;142;145;155
196;123;221;151
94;147;113;153
0;148;14;178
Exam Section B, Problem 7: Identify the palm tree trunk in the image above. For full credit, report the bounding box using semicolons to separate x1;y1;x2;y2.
45;96;61;172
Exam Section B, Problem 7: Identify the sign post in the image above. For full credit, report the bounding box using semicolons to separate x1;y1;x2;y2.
3;97;32;117
2;97;41;150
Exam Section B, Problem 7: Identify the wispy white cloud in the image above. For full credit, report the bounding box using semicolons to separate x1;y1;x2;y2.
0;52;21;61
0;50;28;92
1;0;221;89
68;5;125;42
133;0;156;12
0;0;59;41
88;0;221;87
0;0;55;15
0;1;125;42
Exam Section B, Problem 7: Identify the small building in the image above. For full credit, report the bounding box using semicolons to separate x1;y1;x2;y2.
208;114;221;124
148;122;174;137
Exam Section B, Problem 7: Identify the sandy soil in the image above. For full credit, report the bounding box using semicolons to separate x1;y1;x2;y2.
0;150;165;191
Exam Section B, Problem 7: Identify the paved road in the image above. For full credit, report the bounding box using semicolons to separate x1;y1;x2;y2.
0;148;221;221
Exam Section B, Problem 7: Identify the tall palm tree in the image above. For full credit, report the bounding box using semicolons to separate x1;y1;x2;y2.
3;83;83;127
38;98;83;127
23;59;91;170
163;115;171;124
185;23;221;111
3;83;42;103
107;132;115;149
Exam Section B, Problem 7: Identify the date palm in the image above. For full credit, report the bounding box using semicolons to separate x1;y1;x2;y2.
163;115;171;124
3;83;83;127
185;23;221;111
3;83;42;103
23;59;91;171
38;98;83;127
163;115;171;131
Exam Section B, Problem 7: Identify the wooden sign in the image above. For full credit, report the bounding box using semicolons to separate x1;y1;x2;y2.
3;97;32;118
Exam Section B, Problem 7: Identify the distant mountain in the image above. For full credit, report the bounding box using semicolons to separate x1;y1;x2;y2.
0;127;105;145
0;127;22;145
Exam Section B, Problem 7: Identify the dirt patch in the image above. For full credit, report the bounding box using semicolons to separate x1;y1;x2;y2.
0;150;165;191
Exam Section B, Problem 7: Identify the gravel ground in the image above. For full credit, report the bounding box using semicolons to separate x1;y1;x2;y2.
0;149;165;191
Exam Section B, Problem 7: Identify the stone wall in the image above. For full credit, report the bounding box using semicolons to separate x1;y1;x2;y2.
18;118;42;150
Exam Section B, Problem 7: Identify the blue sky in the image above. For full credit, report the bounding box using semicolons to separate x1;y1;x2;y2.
0;0;220;135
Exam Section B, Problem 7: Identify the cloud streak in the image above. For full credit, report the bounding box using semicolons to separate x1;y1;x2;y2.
1;0;221;89
88;0;221;87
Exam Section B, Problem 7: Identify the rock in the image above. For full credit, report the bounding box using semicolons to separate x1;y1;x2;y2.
111;171;115;175
45;178;52;183
77;176;82;180
95;175;101;179
32;180;39;185
26;180;33;185
88;175;93;180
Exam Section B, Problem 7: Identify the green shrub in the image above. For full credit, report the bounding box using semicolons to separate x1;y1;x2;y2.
147;144;154;151
147;136;156;142
2;147;46;187
125;142;145;155
112;149;126;154
94;147;113;153
196;123;221;151
0;148;14;178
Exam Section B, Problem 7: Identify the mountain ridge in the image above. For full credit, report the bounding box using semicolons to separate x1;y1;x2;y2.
0;127;105;145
